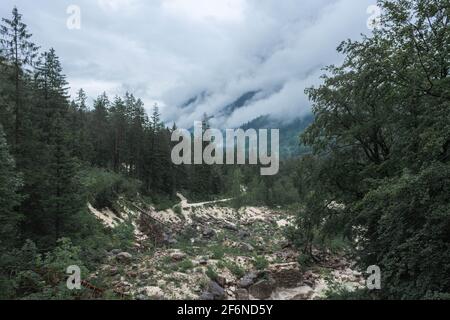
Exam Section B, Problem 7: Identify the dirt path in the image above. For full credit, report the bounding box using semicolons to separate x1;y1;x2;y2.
176;192;232;209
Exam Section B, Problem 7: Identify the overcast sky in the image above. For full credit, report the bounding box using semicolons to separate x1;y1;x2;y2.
0;0;376;128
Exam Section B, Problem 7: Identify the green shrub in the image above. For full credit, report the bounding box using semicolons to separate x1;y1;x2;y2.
205;266;218;281
80;168;140;209
252;256;269;270
224;261;245;278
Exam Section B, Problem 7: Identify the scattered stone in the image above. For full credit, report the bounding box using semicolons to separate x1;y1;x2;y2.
291;286;314;300
202;227;216;239
238;229;250;239
249;279;276;300
239;242;255;252
223;222;238;231
269;263;302;288
109;266;119;276
235;288;249;300
216;276;227;287
239;272;258;288
163;232;178;245
199;292;215;300
116;252;133;262
142;286;165;300
280;240;292;249
170;251;187;262
208;281;226;300
111;249;122;255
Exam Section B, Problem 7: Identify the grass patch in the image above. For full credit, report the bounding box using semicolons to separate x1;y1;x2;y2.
252;255;269;270
224;261;246;278
205;266;219;281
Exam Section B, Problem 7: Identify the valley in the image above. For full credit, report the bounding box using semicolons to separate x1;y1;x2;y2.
88;194;364;300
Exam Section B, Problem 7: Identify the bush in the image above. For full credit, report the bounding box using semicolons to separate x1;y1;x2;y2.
252;256;269;270
206;266;218;281
224;261;245;278
80;168;140;209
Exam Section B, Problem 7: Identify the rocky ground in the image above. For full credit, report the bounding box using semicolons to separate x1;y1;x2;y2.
88;194;365;300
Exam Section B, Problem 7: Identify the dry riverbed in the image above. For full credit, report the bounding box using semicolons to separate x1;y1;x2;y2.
88;195;365;300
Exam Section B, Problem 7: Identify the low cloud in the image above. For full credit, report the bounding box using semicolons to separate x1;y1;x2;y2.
0;0;375;127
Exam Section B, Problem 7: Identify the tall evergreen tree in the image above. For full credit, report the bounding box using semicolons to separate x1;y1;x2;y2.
0;7;38;146
0;124;23;247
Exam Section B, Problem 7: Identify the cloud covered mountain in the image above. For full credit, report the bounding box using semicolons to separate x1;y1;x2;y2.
0;0;374;129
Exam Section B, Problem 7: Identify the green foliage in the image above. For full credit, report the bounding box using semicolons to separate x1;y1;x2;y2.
297;0;450;299
210;245;226;260
176;259;194;273
205;266;219;281
252;255;269;270
80;168;140;209
354;163;450;299
224;261;245;278
0;125;23;247
150;194;178;211
112;222;135;251
0;238;88;299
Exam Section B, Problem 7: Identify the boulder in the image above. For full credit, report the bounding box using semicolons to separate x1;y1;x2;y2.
238;229;250;239
291;285;314;300
216;276;227;287
116;252;133;262
163;232;178;245
239;272;258;288
249;279;276;300
239;242;255;253
223;222;238;231
235;288;249;300
269;263;302;288
170;251;187;262
199;292;215;300
203;227;216;239
208;281;226;300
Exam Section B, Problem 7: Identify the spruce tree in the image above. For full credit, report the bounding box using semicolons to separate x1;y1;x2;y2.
0;7;39;146
0;124;23;247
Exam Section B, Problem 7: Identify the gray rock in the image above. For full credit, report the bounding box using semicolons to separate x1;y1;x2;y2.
136;294;148;300
249;279;276;300
235;288;249;300
116;252;133;262
291;285;314;300
208;281;226;300
238;230;250;239
202;227;216;239
163;232;178;245
216;276;227;287
199;292;215;300
223;222;238;231
239;242;255;252
170;251;187;262
111;249;122;255
239;272;258;288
